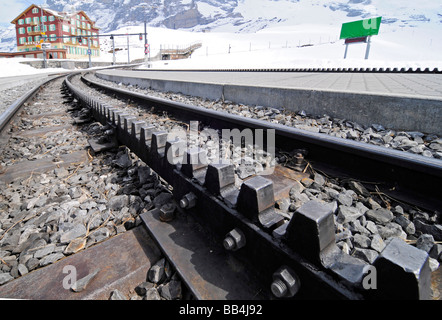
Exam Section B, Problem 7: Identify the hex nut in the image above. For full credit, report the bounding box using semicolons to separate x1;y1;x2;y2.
179;192;197;209
159;203;176;222
271;266;301;298
223;228;246;251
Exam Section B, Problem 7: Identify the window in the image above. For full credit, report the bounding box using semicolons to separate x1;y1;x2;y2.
49;24;56;31
82;30;86;36
71;27;76;35
34;26;40;32
72;37;76;44
33;17;39;24
35;36;40;42
87;23;91;29
27;26;32;33
42;25;47;32
18;19;24;25
19;37;26;44
32;7;39;14
49;16;55;22
77;28;81;35
81;16;85;21
76;15;80;20
93;40;98;47
25;17;31;24
76;20;80;27
62;25;69;32
18;27;25;34
42;16;47;22
81;21;86;29
87;31;91;36
28;36;32;42
49;34;56;41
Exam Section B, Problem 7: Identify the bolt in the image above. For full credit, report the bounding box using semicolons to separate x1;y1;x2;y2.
271;279;288;298
179;192;197;209
223;228;246;251
293;153;305;172
159;202;176;222
271;266;301;298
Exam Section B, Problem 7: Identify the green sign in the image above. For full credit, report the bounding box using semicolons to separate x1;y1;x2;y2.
340;17;382;40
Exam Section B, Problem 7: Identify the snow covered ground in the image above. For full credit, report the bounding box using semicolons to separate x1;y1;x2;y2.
1;19;441;77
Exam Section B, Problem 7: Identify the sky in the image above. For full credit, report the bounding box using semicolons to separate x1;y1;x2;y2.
0;0;46;25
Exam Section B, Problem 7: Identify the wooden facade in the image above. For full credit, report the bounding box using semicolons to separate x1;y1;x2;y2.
11;4;100;59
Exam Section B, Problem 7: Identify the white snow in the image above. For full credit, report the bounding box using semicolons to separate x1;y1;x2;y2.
0;58;65;78
1;0;441;77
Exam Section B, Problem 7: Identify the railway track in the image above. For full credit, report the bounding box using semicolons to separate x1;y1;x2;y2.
0;69;441;301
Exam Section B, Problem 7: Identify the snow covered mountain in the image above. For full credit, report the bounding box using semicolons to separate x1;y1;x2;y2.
19;0;442;33
1;0;441;53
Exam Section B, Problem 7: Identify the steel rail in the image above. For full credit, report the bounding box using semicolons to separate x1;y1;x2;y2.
130;67;442;74
80;73;442;212
64;72;438;299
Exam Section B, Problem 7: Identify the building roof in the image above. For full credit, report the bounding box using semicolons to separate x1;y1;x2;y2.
10;3;99;29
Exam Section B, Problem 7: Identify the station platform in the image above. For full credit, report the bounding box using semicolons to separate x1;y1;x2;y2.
95;69;442;135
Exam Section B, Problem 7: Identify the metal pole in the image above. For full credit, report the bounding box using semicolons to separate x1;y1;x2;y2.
364;36;371;60
127;33;130;64
111;36;115;65
88;38;92;68
144;21;147;57
344;43;349;59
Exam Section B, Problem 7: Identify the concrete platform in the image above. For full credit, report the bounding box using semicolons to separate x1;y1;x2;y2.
96;69;442;135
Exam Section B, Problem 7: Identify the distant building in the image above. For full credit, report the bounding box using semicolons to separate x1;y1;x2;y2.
10;4;100;59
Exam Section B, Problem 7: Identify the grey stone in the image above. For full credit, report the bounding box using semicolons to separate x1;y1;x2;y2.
148;258;165;284
108;195;129;211
114;152;132;169
159;280;182;300
289;181;305;196
349;220;370;235
33;243;55;259
153;193;173;208
138;167;152;185
353;248;379;264
370;234;386;253
394;215;415;235
416;234;434;253
39;252;65;267
365;221;378;234
60;224;87;244
414;220;442;241
17;263;28;276
347;181;370;197
144;288;161;300
0;272;13;285
109;289;128;300
25;257;39;271
366;208;394;225
378;222;406;240
429;257;440;272
313;173;326;187
135;281;154;296
337;205;363;224
337;241;351;255
69;187;82;199
337;192;353;207
353;233;371;248
429;244;442;261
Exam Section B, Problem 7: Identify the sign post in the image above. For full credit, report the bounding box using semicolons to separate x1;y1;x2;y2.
340;17;382;60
